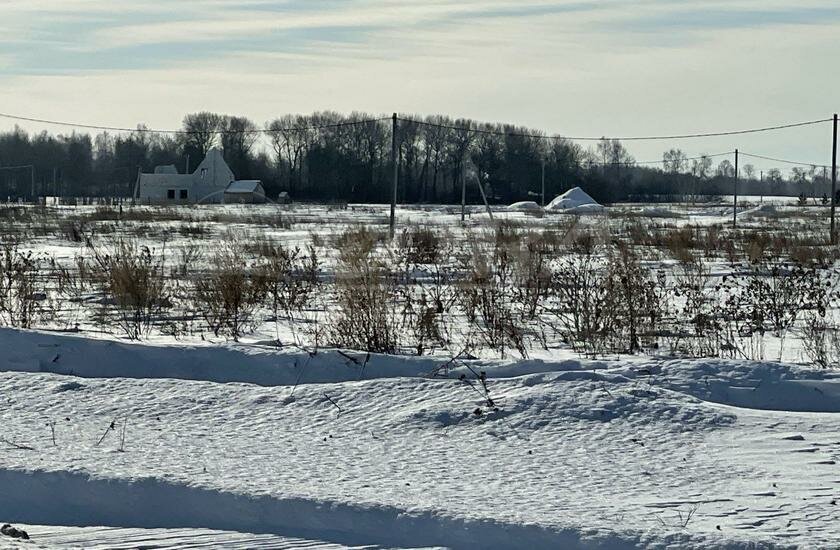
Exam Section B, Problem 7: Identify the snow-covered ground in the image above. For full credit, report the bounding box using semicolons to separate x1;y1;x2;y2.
2;329;840;548
2;201;840;547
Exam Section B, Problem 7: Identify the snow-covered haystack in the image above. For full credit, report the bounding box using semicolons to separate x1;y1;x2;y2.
507;201;542;212
546;187;604;213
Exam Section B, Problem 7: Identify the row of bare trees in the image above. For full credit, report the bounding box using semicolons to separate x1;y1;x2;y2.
1;111;825;204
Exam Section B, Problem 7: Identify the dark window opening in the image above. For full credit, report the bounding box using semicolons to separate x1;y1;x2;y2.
179;189;188;199
167;189;175;199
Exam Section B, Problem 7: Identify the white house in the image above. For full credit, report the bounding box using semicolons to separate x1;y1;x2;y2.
135;148;235;204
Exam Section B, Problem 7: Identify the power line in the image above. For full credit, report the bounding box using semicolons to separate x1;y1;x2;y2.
398;116;832;142
0;110;832;141
0;112;390;135
588;151;733;167
739;151;830;168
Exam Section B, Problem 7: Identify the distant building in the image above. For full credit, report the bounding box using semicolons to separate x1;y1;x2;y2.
224;180;266;204
135;149;234;204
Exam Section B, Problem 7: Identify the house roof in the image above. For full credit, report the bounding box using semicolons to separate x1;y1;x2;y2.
225;180;264;194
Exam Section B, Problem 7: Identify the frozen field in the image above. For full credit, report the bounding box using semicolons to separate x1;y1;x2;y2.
1;201;839;548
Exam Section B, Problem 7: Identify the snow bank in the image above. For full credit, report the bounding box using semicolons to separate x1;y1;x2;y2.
546;188;604;213
0;369;793;549
640;207;683;218
507;201;542;212
647;359;840;413
0;469;583;550
3;328;839;547
0;328;598;387
737;204;778;218
3;329;839;414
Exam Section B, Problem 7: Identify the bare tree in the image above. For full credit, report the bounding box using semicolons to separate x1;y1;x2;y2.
716;159;734;178
267;115;316;195
181;112;222;158
663;149;688;174
221;116;258;179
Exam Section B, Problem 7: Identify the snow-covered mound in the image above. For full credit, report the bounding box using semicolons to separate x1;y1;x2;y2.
640;206;683;218
546;187;604;212
0;328;591;387
737;204;778;218
507;201;542;212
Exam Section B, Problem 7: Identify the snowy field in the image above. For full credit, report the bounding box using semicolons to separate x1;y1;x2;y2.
1;199;840;548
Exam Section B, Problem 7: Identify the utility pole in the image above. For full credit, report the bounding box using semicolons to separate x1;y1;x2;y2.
733;149;738;229
461;157;466;222
541;159;546;207
831;114;838;244
389;113;398;239
476;176;494;221
824;166;828;205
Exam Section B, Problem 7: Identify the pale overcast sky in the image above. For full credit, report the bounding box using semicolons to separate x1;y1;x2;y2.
1;0;838;171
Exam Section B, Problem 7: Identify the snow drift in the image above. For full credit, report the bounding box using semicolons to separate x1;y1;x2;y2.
545;187;604;213
507;201;542;212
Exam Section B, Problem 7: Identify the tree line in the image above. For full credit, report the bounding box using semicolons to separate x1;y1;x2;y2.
0;112;831;204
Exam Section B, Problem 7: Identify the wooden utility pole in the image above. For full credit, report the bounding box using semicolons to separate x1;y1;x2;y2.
541;159;546;207
476;177;494;221
760;171;763;203
831;113;838;244
733;149;738;229
461;158;466;222
389;113;398;239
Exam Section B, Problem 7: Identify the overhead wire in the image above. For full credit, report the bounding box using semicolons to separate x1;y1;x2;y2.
739;151;831;169
397;116;832;142
0;112;390;135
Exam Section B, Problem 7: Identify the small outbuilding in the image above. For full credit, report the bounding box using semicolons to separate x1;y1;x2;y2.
224;180;266;204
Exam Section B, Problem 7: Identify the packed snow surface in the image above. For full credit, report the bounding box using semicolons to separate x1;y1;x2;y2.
2;329;840;548
546;187;604;212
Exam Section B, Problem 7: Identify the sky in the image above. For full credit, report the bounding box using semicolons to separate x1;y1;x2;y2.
0;0;839;173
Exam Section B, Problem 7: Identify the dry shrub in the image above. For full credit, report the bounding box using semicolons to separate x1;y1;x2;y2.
801;312;840;368
0;241;52;328
398;226;443;265
329;227;399;353
664;227;696;264
514;232;553;320
90;240;170;340
457;237;527;358
262;241;319;321
54;254;92;302
396;226;454;355
549;248;614;356
605;244;668;353
193;241;265;341
742;231;772;264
